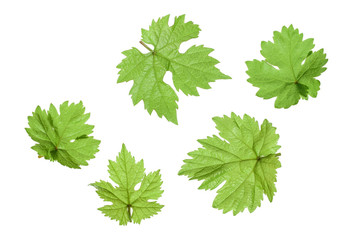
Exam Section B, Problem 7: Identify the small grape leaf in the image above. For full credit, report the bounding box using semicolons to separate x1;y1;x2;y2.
179;113;281;215
246;25;328;108
25;101;100;169
117;14;231;124
91;144;164;225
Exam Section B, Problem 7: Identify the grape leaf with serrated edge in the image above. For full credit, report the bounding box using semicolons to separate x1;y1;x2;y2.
246;25;327;108
25;101;100;169
91;144;164;225
117;14;231;124
179;113;281;215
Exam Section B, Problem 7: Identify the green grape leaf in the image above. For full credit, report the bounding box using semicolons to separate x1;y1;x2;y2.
246;25;328;108
179;113;281;215
91;144;164;225
25;101;100;169
117;14;231;124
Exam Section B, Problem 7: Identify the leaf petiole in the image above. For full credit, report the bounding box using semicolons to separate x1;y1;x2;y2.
139;40;153;52
127;204;132;222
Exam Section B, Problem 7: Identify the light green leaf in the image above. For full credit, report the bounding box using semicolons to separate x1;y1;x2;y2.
179;113;281;215
246;25;328;108
25;101;100;169
117;15;231;124
91;144;164;225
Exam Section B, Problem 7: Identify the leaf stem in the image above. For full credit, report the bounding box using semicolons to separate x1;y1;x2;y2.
139;41;153;52
127;204;132;222
275;153;281;157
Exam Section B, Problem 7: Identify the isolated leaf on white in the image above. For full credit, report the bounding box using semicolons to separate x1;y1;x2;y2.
91;144;164;225
117;14;231;124
25;101;100;169
179;113;281;215
246;25;328;108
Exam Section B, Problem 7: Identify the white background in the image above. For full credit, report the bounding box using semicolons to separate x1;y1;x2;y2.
1;0;359;239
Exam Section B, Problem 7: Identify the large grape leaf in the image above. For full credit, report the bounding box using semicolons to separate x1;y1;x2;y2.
179;113;281;215
117;14;231;124
25;101;100;169
91;144;164;225
246;25;328;108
